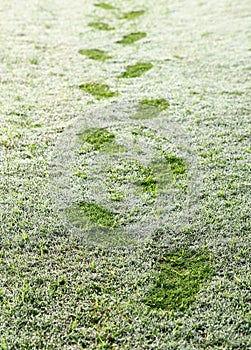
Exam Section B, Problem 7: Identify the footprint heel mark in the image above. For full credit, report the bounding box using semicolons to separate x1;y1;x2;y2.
88;21;114;31
121;10;145;20
78;49;111;61
77;127;125;153
131;98;169;120
79;83;118;99
141;98;170;111
118;62;153;78
116;32;147;45
77;202;119;229
94;3;116;10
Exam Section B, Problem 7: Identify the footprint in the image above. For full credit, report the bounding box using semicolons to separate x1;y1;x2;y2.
50;110;194;246
121;10;145;20
78;49;111;61
79;83;118;99
116;32;146;45
144;248;214;311
118;62;153;78
131;98;169;120
94;3;116;10
88;21;114;31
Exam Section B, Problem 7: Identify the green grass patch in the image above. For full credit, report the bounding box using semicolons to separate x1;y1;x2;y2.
74;171;87;180
78;49;111;61
141;98;170;111
122;10;145;20
139;174;157;195
78;202;118;228
165;153;187;177
79;83;117;99
94;2;115;10
116;32;146;45
118;62;153;78
88;21;114;31
77;127;127;154
144;248;214;311
78;128;115;151
29;58;38;65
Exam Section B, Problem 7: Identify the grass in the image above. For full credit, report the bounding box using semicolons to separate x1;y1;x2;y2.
29;58;38;65
144;248;214;311
131;105;160;120
78;202;118;228
107;159;170;196
134;156;186;194
77;127;127;154
79;83;118;99
138;174;157;195
116;32;146;45
71;124;188;245
122;10;145;20
94;3;115;10
71;123;188;244
88;21;114;31
165;153;187;176
78;48;111;61
131;98;169;120
118;62;153;78
107;160;153;193
1;0;250;349
77;127;115;150
150;158;175;190
141;98;169;111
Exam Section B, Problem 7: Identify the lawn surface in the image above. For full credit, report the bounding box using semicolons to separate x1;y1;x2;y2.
0;0;250;349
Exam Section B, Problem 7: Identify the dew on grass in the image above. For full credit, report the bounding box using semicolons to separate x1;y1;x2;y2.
94;2;115;10
144;248;214;311
131;105;160;120
53;119;192;245
74;171;87;180
106;152;185;198
107;159;158;196
116;32;146;45
118;62;153;78
150;159;174;192
79;83;118;99
201;31;213;37
221;90;244;96
122;10;145;20
88;21;114;31
78;48;111;61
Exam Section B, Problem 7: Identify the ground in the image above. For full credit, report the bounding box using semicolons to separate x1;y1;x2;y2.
0;0;250;349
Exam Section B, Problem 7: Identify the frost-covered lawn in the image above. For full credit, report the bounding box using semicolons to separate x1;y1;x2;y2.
0;0;250;348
